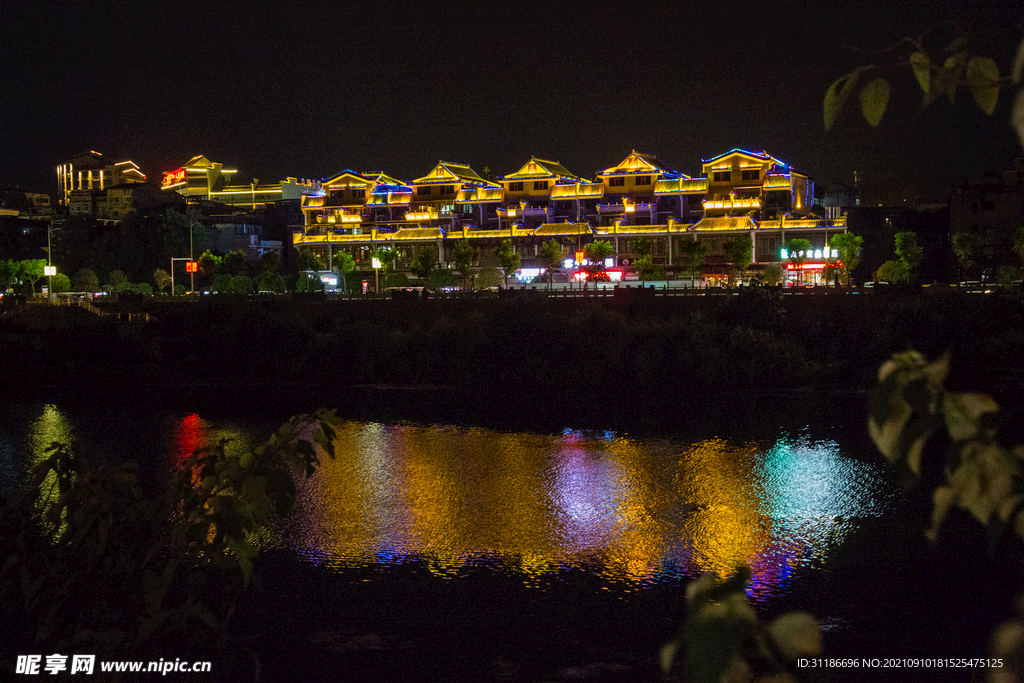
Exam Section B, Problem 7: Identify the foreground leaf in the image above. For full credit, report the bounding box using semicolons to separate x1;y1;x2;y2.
910;52;931;93
824;68;863;130
965;56;1000;115
860;78;891;126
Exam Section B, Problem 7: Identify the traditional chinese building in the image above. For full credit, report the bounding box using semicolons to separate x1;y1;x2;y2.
292;148;846;286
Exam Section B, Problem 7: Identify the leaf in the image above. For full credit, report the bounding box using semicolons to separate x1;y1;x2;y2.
965;56;1000;115
824;68;863;131
942;391;999;442
1012;88;1024;152
909;52;931;93
1013;37;1024;85
943;53;968;104
859;78;890;126
767;611;822;660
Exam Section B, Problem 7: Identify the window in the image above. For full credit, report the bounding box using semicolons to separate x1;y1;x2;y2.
352;189;365;198
713;171;731;182
741;169;759;181
634;176;651;186
440;185;454;195
509;182;524;192
534;181;549;190
609;177;625;187
417;186;432;196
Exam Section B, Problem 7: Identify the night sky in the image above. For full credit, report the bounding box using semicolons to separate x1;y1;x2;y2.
3;1;1022;202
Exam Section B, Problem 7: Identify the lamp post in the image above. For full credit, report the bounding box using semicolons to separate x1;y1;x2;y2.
45;221;54;301
372;256;381;294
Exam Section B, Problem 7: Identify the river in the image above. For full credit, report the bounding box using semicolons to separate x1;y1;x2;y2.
0;390;1017;681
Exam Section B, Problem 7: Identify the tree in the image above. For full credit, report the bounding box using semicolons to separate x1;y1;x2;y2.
784;239;812;284
762;262;784;287
19;259;46;295
51;273;71;294
197;250;222;280
476;266;502;290
73;268;99;293
452;239;478;290
0;259;19;292
723;235;753;286
409;246;439;288
495;239;521;286
951;232;980;281
674;239;709;287
538;239;563;290
829;232;863;286
876;259;909;283
297;249;324;274
1012;226;1024;269
106;269;128;293
634;254;663;283
332;252;355;293
369;247;397;278
222;250;248;276
153;268;172;294
583;240;613;277
630;236;653;258
895;231;923;283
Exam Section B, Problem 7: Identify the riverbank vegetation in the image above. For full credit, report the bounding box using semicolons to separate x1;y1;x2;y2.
3;288;1023;403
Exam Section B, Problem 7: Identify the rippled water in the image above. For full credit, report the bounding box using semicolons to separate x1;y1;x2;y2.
277;421;895;603
1;404;897;607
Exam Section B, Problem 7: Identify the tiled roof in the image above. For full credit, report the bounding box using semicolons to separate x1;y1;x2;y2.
532;222;593;236
501;157;579;181
655;177;708;194
550;182;604;199
691;216;757;231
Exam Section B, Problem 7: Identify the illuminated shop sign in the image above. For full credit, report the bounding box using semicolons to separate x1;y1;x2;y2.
162;168;186;187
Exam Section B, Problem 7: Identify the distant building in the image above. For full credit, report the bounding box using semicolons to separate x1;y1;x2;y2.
56;151;146;206
160;155;237;200
293;148;845;285
949;158;1024;276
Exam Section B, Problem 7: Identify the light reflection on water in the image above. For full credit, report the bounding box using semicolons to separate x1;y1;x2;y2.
1;406;897;604
281;421;897;601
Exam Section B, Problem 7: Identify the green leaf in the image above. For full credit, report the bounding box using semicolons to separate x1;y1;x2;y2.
767;611;822;660
860;78;891;126
824;69;863;131
910;52;931;93
965;56;1000;115
1012;36;1024;84
1012;88;1024;151
943;53;968;104
942;391;999;442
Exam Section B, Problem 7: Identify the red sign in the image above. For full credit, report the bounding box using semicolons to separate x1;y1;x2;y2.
185;261;197;273
162;168;186;187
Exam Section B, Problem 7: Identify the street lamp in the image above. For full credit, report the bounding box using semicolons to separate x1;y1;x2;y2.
372;256;381;294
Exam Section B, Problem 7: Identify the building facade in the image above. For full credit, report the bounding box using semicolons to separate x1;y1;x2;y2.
57;151;146;207
293;149;846;285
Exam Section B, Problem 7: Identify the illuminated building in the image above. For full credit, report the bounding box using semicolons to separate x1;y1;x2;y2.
596;150;683;227
160;155;238;200
698;149;813;221
56;151;146;207
293;149;847;284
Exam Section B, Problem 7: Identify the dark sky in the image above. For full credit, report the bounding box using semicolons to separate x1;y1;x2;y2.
3;1;1022;201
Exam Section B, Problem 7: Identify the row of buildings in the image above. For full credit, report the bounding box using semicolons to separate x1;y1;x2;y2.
5;147;1019;284
294;148;848;283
